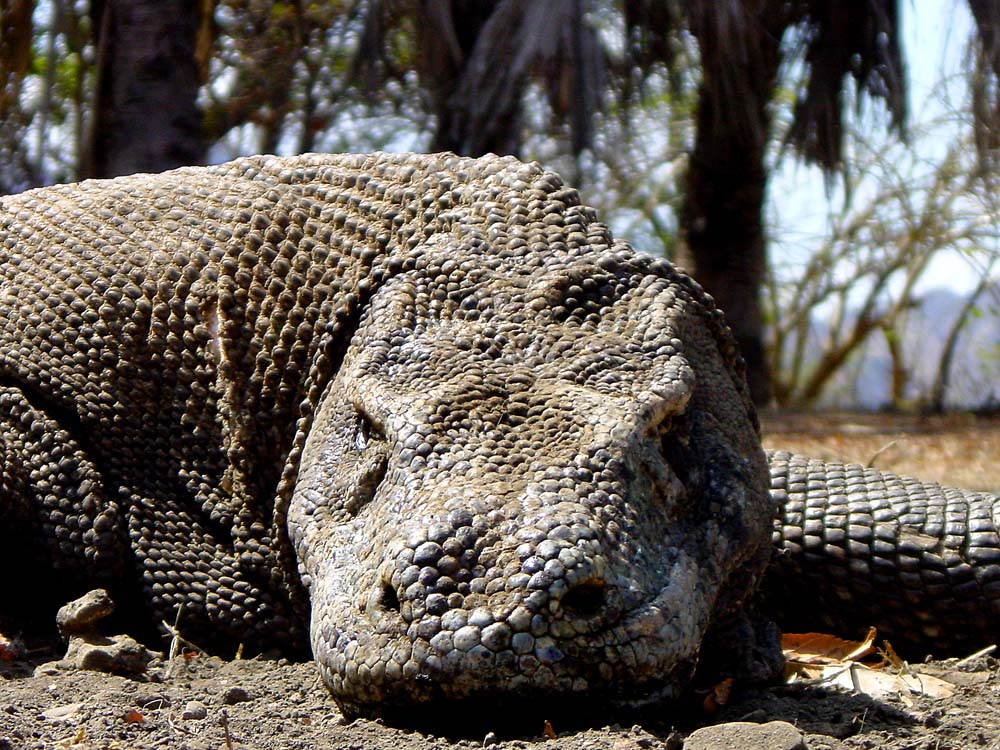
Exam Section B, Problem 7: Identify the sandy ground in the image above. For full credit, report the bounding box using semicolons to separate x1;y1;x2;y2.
2;412;998;750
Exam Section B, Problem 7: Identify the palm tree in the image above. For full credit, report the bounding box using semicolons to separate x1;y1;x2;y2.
353;0;1000;405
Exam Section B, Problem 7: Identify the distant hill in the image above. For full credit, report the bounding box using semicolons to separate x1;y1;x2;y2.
806;285;1000;409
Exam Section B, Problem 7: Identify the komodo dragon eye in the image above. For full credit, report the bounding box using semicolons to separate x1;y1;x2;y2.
344;407;390;515
656;414;705;509
353;408;385;452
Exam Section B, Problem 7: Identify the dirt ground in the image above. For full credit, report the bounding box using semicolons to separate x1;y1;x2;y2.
2;412;998;750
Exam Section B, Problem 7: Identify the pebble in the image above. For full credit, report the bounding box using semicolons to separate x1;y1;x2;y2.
684;721;806;750
136;693;170;710
182;700;208;720
221;686;251;705
40;703;83;723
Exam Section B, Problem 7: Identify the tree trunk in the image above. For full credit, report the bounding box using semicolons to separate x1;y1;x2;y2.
85;0;203;178
678;9;786;406
422;2;522;157
926;269;996;413
680;96;772;405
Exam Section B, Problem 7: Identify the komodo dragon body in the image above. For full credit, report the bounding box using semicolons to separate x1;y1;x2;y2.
1;153;998;722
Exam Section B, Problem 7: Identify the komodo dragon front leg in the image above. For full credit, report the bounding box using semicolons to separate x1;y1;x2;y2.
0;382;305;653
0;385;127;589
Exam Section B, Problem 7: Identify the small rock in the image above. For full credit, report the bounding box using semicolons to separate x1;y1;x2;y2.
483;731;499;746
64;632;158;677
803;735;850;750
221;686;251;705
613;730;663;750
56;589;115;636
136;693;171;710
807;720;857;739
40;703;84;723
684;721;806;750
32;662;63;677
182;701;208;720
738;709;771;723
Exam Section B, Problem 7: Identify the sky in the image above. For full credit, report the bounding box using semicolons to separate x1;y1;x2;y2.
768;0;987;295
906;0;970;105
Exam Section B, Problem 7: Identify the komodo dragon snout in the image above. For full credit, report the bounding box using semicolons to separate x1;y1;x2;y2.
287;256;775;718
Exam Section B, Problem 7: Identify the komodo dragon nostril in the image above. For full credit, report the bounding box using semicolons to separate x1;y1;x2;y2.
560;579;609;617
378;581;401;613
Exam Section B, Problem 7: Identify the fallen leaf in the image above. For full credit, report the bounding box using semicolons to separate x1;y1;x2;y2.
543;719;556;740
929;669;989;687
54;728;87;747
0;633;25;661
702;677;733;713
880;639;905;669
782;628;877;664
820;662;954;699
122;709;145;724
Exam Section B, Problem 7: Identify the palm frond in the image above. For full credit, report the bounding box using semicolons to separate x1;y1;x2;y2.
968;0;1000;161
784;0;905;170
352;0;604;156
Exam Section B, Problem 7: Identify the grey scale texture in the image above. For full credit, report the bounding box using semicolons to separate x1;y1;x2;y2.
0;152;997;721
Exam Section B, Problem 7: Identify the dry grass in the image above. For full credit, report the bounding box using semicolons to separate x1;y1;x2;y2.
761;411;1000;493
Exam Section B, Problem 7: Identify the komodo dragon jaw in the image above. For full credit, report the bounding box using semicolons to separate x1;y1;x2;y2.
287;249;776;718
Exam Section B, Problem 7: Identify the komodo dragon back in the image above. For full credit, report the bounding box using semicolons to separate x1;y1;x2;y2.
1;153;998;727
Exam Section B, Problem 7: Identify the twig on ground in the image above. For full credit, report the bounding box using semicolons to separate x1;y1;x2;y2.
221;709;234;750
866;438;903;468
957;644;997;666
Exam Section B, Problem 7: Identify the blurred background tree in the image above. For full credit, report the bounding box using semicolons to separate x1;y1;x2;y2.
2;0;999;409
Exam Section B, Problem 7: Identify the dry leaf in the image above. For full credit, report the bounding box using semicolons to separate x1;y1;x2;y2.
929;669;989;687
820;662;954;699
781;627;953;700
543;719;557;739
55;728;88;747
702;677;733;713
782;628;877;664
880;639;904;669
0;633;25;661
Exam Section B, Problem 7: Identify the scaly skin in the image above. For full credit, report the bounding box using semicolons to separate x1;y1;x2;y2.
767;450;1000;658
0;153;996;724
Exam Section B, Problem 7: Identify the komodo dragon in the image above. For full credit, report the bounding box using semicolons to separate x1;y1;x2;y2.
1;152;998;723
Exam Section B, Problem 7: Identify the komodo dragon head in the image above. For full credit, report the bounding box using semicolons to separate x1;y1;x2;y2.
286;238;776;723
